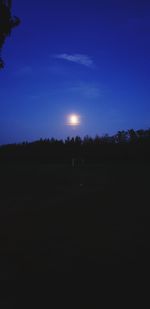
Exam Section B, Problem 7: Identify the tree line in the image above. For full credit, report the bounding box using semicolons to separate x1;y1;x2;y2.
0;128;150;163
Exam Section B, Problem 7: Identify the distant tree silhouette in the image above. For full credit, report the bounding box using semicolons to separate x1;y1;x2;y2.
83;135;93;145
0;0;20;68
74;136;82;145
128;129;137;143
0;128;150;163
115;130;128;143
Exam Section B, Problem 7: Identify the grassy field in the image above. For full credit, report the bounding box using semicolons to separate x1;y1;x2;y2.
0;160;149;306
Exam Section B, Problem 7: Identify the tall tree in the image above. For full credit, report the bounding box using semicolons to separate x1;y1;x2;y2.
0;0;20;68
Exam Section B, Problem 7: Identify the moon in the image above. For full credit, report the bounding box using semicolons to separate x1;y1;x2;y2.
67;114;81;126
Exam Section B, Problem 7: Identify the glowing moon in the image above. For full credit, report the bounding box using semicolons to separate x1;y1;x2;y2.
67;114;80;126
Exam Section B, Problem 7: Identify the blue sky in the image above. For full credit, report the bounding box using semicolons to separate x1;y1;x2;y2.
0;0;150;144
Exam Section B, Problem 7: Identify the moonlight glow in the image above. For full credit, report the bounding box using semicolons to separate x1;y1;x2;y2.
67;114;81;126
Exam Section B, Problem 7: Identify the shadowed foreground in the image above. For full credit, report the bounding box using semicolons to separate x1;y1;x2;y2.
0;161;149;307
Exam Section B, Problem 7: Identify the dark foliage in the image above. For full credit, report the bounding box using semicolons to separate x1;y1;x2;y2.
0;0;20;68
0;128;150;163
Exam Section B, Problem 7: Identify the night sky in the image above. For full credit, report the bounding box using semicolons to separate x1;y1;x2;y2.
0;0;150;144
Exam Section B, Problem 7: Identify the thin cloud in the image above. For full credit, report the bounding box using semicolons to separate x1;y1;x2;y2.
54;53;94;68
68;83;102;98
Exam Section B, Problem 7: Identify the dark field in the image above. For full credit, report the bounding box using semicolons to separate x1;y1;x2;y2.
0;160;150;306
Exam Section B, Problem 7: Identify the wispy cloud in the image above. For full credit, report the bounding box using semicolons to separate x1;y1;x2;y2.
54;53;94;68
68;83;102;98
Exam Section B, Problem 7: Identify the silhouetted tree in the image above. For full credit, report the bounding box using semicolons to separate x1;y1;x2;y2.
145;129;150;139
0;0;20;68
83;135;93;145
101;134;113;144
128;129;137;143
1;128;150;163
115;130;128;143
94;135;101;145
75;136;82;145
136;129;145;140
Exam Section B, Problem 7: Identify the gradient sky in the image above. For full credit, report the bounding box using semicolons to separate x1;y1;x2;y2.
0;0;150;144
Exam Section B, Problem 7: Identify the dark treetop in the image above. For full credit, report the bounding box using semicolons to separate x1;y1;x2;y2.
0;0;20;68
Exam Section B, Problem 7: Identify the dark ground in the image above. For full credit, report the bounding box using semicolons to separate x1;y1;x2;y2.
0;160;149;307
